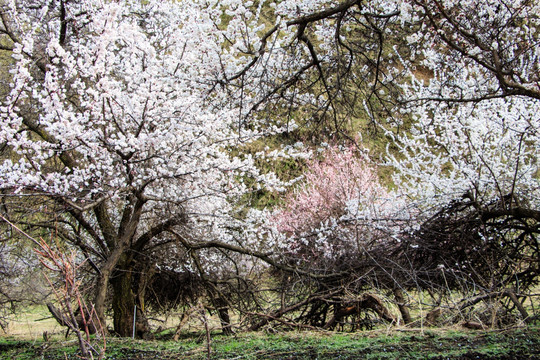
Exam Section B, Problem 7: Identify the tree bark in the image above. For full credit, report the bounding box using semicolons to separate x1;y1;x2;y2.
214;297;233;336
110;254;152;338
93;197;146;336
394;288;412;324
111;265;136;337
93;242;129;335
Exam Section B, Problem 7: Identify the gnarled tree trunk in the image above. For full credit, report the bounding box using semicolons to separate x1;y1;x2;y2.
111;266;136;337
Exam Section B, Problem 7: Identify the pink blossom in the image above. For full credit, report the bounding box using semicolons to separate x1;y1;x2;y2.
272;145;389;236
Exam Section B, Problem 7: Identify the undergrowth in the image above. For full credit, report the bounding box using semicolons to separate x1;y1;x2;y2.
1;325;539;359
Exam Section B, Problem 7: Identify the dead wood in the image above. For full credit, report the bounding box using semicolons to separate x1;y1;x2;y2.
323;294;396;330
46;302;98;334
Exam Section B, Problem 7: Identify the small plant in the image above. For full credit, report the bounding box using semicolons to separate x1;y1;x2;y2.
35;240;106;359
0;214;105;359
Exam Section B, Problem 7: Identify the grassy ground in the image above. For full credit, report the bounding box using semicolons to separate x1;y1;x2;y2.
2;306;539;359
1;306;62;340
1;325;539;359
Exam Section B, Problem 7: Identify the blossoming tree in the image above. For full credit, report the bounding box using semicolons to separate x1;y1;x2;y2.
0;0;291;336
249;0;539;326
388;0;540;310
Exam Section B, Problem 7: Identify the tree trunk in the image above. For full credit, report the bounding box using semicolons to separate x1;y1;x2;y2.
218;308;232;335
111;256;152;338
111;267;136;337
94;240;131;335
394;288;412;324
92;198;146;336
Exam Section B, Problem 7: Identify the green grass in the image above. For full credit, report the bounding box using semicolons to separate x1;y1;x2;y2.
1;326;539;359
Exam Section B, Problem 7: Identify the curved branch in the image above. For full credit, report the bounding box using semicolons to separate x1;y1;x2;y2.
172;232;348;280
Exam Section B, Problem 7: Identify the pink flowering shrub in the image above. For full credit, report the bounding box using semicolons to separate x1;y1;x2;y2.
270;145;401;265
